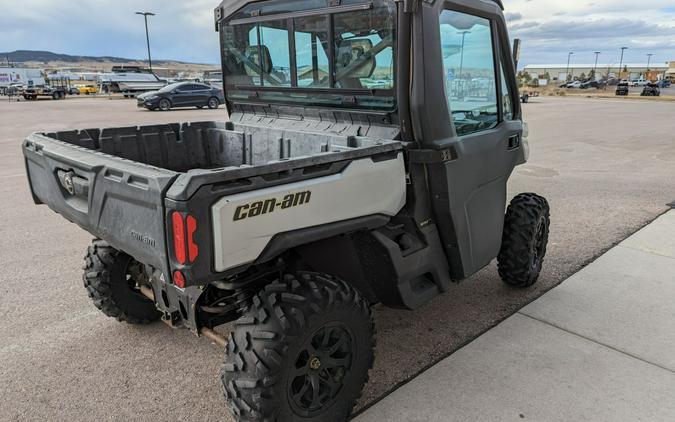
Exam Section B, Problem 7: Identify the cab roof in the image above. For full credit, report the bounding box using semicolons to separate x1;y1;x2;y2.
216;0;503;22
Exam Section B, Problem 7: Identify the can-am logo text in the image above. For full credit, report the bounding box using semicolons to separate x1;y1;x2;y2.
233;191;312;221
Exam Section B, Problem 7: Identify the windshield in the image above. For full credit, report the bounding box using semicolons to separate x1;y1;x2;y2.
159;83;183;92
221;0;396;110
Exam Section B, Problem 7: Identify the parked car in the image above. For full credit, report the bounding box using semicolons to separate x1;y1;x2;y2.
656;80;671;88
6;83;24;96
137;82;225;111
580;80;606;89
563;81;583;89
68;87;81;95
629;80;649;87
76;85;98;95
641;83;660;97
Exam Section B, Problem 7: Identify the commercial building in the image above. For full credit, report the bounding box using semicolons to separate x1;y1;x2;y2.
666;61;675;81
523;63;669;81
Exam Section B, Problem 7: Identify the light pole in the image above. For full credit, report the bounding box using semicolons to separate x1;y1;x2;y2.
593;51;601;80
646;53;653;70
136;12;156;71
457;31;471;79
566;51;574;81
618;47;627;80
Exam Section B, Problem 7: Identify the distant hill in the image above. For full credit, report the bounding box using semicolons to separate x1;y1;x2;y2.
0;50;205;66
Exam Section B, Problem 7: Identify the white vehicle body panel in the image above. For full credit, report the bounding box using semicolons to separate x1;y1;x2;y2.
212;153;407;272
100;72;167;92
0;67;44;87
116;81;167;91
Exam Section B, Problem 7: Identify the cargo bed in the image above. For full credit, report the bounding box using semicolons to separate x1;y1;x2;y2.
23;120;402;278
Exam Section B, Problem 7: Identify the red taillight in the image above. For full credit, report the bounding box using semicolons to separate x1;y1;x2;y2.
173;271;185;289
172;211;186;265
186;215;199;263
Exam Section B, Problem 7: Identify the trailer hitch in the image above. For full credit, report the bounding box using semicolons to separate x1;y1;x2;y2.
139;285;228;349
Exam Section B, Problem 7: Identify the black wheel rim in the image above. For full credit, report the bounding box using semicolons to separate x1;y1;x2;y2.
289;323;354;416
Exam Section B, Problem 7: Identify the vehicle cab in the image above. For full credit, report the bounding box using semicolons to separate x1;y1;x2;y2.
215;0;526;281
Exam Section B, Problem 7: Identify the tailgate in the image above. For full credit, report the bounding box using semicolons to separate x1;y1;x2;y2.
23;133;177;273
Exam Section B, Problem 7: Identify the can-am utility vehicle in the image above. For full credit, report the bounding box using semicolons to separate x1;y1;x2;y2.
22;0;550;420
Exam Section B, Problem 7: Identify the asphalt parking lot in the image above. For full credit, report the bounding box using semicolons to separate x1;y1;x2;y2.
1;96;674;421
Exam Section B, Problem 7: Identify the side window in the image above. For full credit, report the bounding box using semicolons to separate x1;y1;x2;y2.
439;10;498;136
294;15;330;87
259;21;291;87
500;64;513;120
332;11;395;90
245;25;263;86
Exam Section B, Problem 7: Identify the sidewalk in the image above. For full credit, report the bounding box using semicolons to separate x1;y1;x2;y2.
356;210;675;422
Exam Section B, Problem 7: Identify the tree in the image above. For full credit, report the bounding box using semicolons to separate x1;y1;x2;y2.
517;71;532;86
588;69;596;81
543;72;551;82
579;72;587;81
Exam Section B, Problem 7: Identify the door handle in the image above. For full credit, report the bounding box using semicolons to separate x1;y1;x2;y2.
507;134;520;150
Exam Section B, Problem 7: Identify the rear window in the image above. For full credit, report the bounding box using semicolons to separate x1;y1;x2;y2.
221;0;396;110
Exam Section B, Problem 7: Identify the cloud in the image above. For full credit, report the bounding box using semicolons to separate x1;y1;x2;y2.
502;0;675;66
0;0;221;64
510;18;675;41
504;12;523;22
0;0;674;67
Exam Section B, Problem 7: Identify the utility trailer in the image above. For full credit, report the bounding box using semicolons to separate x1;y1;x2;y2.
23;0;550;420
22;77;69;100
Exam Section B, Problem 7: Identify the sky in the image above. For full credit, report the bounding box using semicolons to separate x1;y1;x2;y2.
505;0;675;67
0;0;674;67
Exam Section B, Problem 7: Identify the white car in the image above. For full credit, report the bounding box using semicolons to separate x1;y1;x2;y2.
566;81;583;88
629;80;649;87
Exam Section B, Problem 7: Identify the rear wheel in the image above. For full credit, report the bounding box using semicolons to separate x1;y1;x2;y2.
221;272;375;422
498;193;550;288
83;239;161;324
158;98;171;111
207;97;219;109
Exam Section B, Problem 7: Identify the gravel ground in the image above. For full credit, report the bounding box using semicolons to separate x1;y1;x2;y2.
0;96;673;421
